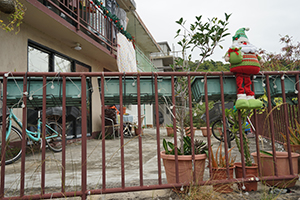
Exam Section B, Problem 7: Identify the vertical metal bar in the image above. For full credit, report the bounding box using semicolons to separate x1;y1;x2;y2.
41;76;47;195
204;75;212;177
187;75;195;181
110;21;113;52
76;0;80;30
281;75;294;175
265;75;278;176
291;105;296;130
253;108;262;176
289;104;294;130
219;75;230;177
0;76;8;198
119;75;125;188
137;75;143;186
171;76;179;183
237;110;246;178
61;76;67;193
251;77;262;176
296;75;300;123
81;75;87;200
20;75;28;197
100;74;106;190
279;107;284;137
154;74;162;185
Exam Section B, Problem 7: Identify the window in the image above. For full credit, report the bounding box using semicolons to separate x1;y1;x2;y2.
27;40;90;73
28;47;49;72
54;55;71;72
27;40;92;138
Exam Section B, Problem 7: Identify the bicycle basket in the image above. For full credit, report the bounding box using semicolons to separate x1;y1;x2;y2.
201;101;234;124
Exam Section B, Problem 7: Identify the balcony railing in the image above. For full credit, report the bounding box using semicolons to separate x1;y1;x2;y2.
39;0;118;51
136;46;157;72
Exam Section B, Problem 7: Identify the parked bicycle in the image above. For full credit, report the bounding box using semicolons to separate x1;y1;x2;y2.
201;101;235;147
0;107;64;165
202;101;254;148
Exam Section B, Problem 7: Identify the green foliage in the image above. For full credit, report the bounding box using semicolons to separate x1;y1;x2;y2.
163;136;208;156
280;119;300;145
0;0;26;33
260;35;300;71
175;13;231;67
184;101;215;129
225;108;252;166
259;150;273;157
166;123;173;128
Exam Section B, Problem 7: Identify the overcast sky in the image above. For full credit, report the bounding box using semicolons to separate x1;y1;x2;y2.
134;0;300;62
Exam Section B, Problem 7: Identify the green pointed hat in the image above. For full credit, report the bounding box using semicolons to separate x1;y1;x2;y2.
232;27;249;41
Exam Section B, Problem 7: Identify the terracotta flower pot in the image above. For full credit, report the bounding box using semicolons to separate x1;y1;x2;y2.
211;166;235;193
283;143;300;173
134;127;143;136
200;127;212;137
161;151;207;185
217;127;223;136
166;127;174;137
185;127;197;137
251;151;300;188
234;162;258;191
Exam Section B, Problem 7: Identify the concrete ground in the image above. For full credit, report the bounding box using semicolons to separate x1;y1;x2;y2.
3;128;300;199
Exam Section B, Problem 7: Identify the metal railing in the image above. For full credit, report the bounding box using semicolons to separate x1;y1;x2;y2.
36;0;118;52
0;71;299;199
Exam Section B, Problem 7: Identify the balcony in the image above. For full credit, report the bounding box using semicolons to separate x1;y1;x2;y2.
23;0;122;68
136;46;157;72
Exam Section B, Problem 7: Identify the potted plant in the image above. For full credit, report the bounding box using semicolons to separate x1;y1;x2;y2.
225;108;258;191
166;123;176;137
184;126;197;137
134;125;145;136
210;143;236;193
169;13;231;154
251;150;300;188
280;119;300;173
161;136;208;186
281;120;300;153
0;0;26;33
200;126;212;137
250;110;300;188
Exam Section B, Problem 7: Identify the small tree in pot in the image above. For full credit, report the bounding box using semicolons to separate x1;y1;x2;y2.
172;13;231;152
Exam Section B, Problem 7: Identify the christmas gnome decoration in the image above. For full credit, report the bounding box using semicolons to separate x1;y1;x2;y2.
224;28;264;109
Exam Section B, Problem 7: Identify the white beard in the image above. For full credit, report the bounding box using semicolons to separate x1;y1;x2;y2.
232;43;258;54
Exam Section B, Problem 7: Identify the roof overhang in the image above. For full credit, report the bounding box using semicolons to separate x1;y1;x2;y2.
126;11;161;55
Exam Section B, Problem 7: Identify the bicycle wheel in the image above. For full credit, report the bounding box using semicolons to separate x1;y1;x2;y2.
0;124;22;165
45;122;64;153
211;120;235;142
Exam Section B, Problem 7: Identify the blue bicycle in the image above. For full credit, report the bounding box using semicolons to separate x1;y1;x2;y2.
0;108;63;165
